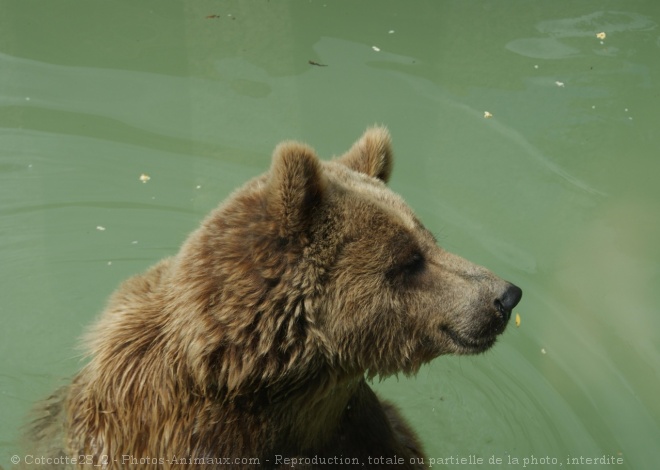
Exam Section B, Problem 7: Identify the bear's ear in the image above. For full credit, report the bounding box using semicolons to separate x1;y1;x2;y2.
337;126;393;182
267;141;324;238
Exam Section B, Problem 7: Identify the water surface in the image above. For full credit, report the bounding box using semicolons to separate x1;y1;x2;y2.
1;1;659;468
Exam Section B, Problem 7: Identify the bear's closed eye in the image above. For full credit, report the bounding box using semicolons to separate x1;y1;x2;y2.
400;252;425;276
386;249;426;283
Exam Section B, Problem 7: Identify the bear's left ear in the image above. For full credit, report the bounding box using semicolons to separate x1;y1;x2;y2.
337;126;393;183
267;141;324;238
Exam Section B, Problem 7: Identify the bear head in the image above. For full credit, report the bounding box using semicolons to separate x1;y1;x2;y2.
166;127;522;399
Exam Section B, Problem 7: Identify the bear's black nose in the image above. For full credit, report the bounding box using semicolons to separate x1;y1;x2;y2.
495;284;522;321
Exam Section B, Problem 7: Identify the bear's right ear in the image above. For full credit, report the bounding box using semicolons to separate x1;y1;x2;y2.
267;141;324;238
337;126;393;183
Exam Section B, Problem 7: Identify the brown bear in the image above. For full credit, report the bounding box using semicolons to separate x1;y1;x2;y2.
25;127;521;469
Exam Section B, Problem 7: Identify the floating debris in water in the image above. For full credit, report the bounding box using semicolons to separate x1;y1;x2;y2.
484;111;493;118
139;173;151;183
96;226;106;231
308;60;328;67
555;81;565;87
515;313;521;327
596;32;606;40
372;46;381;52
541;348;547;355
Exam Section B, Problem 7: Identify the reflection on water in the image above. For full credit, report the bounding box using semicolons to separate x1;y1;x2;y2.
536;11;657;37
1;1;659;468
507;11;657;59
506;38;581;60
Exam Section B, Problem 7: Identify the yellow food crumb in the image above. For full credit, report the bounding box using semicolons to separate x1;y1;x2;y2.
596;32;606;40
515;313;521;327
484;111;493;118
139;173;151;183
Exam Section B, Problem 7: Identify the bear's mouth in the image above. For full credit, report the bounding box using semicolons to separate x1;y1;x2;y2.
440;326;497;354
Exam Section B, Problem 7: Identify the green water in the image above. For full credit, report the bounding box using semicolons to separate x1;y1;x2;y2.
2;1;659;468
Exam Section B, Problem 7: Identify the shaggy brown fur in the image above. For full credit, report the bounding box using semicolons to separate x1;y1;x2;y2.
23;127;521;469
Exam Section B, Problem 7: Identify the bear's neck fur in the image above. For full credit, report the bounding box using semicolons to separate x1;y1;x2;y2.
68;240;368;459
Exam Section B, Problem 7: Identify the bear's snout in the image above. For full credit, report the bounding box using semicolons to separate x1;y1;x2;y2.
494;283;523;322
434;275;523;356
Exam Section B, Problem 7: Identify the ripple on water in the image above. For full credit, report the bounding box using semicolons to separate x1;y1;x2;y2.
506;10;657;59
